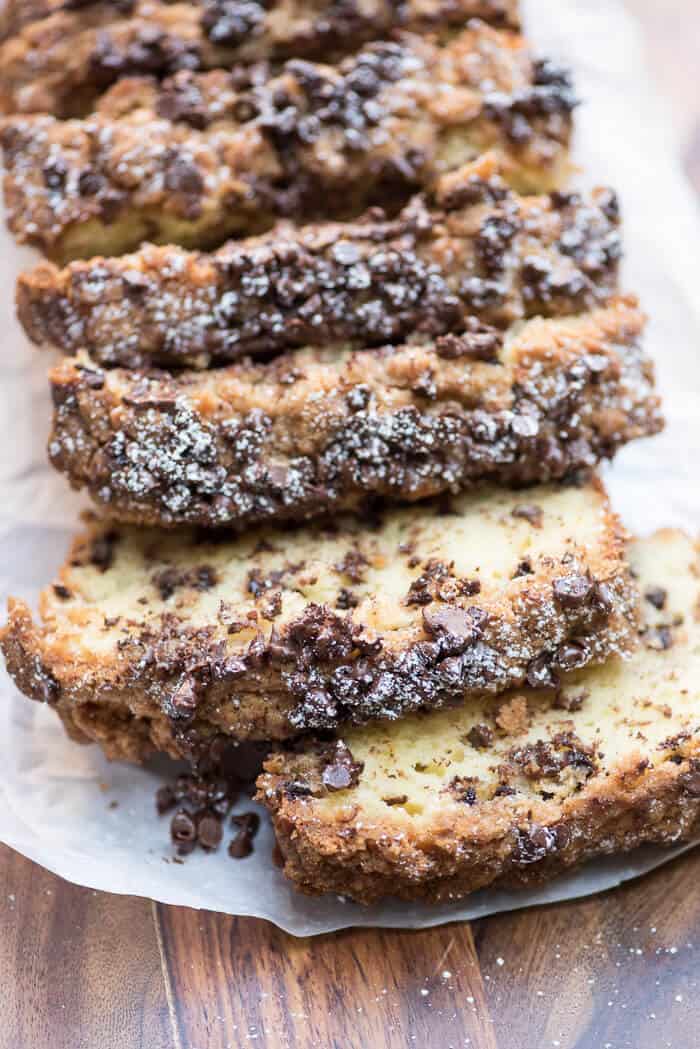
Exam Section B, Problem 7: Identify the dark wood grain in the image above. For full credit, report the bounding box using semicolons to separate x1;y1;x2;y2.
0;846;172;1049
1;3;699;1048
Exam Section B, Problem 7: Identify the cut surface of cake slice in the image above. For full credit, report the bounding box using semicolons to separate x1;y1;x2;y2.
258;531;700;904
47;299;662;529
17;159;620;368
1;480;636;761
1;24;574;262
0;0;520;117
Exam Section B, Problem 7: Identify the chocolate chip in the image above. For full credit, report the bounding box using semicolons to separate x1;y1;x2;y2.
52;584;71;600
336;587;359;610
156;785;176;815
512;824;560;865
449;778;478;804
681;763;700;797
512;504;543;528
435;325;502;362
228;811;260;858
552;575;593;609
322;763;355;790
382;794;408;806
170;809;197;854
526;653;559;690
196;811;223;850
555;641;588;670
283;780;313;798
43;158;67;190
346;385;371;412
170;675;198;715
322;740;364;792
76;168;105;197
90;531;118;571
164;154;204;197
422;604;473;640
644;586;668;611
463;723;490;749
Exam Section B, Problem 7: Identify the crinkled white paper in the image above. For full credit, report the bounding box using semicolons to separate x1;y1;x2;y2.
0;0;698;935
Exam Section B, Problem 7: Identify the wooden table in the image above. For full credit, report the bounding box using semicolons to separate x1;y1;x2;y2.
2;4;700;1047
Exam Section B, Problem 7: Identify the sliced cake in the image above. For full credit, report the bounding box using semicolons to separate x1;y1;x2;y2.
17;159;621;368
47;298;662;529
258;530;700;903
0;0;520;117
1;24;575;262
1;480;636;763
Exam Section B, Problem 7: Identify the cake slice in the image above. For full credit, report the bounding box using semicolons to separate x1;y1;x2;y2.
47;298;662;529
17;159;620;368
0;0;520;117
1;25;574;262
258;530;700;903
1;479;636;763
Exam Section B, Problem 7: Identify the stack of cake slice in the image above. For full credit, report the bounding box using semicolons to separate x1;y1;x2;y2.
1;0;697;904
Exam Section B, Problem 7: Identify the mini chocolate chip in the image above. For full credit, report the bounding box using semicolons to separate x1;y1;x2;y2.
526;653;559;690
78;168;105;196
322;740;364;791
322;764;354;790
682;765;700;797
43;158;67;190
512;824;559;865
228;811;260;858
165;154;204;196
346;385;371;411
552;575;593;608
436;325;502;361
196;811;223;850
382;794;409;806
283;780;313;798
591;581;614;614
512;504;543;528
467;723;493;749
90;531;118;571
644;586;668;610
170;675;198;715
170;809;197;854
53;584;72;600
156;785;176;815
555;641;588;670
422;604;473;639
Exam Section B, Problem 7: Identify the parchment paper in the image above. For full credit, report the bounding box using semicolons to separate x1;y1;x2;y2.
0;0;698;936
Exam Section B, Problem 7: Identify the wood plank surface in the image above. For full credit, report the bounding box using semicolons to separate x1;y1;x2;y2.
1;3;699;1048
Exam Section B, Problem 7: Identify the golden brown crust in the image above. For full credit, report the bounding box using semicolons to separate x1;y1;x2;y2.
1;480;637;755
46;300;663;528
1;26;574;262
0;0;520;116
17;162;620;368
257;531;700;903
